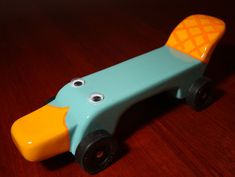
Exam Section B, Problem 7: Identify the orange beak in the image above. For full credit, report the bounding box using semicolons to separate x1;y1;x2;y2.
11;104;70;161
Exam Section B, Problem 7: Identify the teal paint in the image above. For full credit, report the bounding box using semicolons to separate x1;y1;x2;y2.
50;45;206;154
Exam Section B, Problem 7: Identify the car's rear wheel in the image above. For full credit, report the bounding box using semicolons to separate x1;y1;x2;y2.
186;77;214;110
75;130;118;174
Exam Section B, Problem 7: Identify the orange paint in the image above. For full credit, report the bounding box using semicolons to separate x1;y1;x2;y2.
166;15;225;63
11;105;70;161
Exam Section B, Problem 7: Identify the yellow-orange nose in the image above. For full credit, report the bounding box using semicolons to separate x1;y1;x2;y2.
11;104;70;161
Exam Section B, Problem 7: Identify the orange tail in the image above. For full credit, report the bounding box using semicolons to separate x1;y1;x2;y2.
166;14;225;63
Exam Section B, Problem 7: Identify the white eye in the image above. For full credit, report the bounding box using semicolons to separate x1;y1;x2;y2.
89;93;104;103
71;78;85;87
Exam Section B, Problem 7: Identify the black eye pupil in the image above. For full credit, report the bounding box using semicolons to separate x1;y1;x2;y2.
74;81;83;86
92;96;102;102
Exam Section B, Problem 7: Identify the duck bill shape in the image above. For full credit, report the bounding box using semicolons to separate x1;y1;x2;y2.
11;104;70;161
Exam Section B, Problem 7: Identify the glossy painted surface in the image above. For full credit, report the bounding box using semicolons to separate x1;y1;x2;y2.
166;15;225;63
10;14;224;161
2;1;234;176
50;45;206;154
11;105;70;161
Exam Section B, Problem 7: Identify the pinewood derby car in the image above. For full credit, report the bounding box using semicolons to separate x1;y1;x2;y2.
11;14;225;174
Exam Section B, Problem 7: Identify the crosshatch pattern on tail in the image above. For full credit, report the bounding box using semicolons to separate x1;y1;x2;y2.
166;15;225;63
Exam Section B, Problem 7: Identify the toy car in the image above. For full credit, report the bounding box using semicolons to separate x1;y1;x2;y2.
11;14;225;174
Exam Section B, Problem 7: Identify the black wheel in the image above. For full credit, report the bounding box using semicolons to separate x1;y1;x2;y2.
186;77;214;111
75;130;118;174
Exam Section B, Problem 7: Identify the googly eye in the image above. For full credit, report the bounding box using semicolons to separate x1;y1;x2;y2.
71;78;85;87
89;93;104;103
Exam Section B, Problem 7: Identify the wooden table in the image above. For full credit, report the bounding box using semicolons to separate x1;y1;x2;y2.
1;0;234;176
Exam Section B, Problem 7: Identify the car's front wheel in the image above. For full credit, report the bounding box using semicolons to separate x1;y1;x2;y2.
75;130;118;174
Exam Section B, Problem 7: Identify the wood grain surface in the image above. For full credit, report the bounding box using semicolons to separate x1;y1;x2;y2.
0;0;234;176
